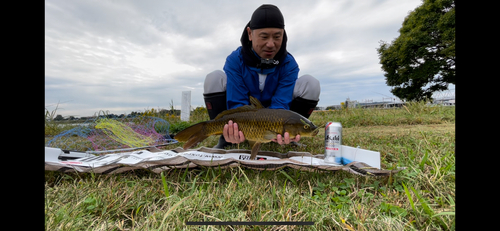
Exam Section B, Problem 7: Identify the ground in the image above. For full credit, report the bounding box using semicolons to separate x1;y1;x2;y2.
45;103;455;230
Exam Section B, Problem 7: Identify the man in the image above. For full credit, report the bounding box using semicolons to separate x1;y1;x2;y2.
203;4;321;149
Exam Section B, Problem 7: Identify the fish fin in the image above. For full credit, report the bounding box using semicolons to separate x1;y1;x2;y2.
174;122;206;141
214;105;257;120
174;122;209;149
213;96;263;120
250;141;262;160
263;130;279;140
249;96;264;109
183;134;209;150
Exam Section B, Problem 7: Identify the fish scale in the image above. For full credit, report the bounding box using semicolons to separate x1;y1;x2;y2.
216;109;287;142
175;96;319;159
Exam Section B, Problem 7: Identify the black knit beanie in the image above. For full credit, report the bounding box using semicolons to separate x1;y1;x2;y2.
249;4;285;29
240;4;288;69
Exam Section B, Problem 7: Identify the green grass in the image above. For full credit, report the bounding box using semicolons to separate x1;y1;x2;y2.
45;102;455;230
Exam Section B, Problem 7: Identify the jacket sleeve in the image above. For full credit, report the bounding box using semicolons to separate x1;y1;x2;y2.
223;48;249;109
269;55;299;109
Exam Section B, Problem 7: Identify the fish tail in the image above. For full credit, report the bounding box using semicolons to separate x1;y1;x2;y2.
174;122;209;149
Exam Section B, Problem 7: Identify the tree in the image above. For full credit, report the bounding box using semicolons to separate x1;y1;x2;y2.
54;114;64;121
377;0;455;101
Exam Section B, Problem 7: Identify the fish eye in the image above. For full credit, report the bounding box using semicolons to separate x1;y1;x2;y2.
304;125;309;129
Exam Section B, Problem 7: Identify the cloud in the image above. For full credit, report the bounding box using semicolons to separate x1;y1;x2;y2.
45;0;426;117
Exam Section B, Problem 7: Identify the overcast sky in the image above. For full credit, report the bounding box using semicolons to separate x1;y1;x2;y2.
45;0;444;117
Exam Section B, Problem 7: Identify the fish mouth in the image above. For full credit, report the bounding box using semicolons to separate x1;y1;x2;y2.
312;128;319;136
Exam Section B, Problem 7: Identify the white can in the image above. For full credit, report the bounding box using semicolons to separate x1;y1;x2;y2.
324;122;342;164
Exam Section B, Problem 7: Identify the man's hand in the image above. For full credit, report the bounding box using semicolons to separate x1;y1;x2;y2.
271;132;301;145
223;120;245;144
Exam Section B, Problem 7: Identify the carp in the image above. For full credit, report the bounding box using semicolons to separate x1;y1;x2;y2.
175;96;319;160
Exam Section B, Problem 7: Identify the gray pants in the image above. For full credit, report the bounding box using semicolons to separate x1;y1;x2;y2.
203;70;320;101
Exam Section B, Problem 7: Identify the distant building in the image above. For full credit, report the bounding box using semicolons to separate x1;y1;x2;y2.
433;98;455;106
322;93;455;111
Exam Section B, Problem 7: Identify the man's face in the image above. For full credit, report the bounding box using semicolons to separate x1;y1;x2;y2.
246;27;284;59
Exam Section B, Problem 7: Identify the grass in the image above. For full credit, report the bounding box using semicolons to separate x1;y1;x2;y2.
45;102;455;230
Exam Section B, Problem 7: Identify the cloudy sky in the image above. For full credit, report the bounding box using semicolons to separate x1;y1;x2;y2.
45;0;438;117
